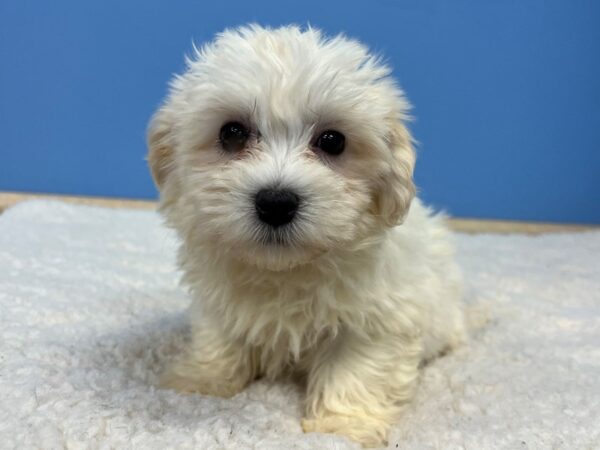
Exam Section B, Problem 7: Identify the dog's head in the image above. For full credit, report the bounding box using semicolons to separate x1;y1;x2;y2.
148;25;416;271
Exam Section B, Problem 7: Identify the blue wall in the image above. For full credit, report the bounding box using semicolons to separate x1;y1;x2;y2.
1;0;599;223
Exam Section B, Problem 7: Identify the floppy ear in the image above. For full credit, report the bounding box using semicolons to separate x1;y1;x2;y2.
375;121;416;227
147;106;176;190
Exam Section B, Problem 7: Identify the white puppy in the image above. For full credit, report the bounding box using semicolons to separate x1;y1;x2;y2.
148;25;465;447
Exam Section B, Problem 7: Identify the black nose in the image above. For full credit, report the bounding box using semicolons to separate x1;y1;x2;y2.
255;188;300;228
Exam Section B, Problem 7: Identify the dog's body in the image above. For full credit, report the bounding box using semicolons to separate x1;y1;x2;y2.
148;25;465;447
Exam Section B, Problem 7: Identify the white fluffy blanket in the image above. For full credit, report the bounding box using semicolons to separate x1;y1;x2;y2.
1;201;598;449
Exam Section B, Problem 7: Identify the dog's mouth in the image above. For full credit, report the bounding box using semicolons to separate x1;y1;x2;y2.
257;227;296;247
226;223;328;271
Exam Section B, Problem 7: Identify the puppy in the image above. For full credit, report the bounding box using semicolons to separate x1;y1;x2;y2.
148;25;465;447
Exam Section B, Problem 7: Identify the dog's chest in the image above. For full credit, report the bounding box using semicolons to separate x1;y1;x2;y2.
223;281;345;369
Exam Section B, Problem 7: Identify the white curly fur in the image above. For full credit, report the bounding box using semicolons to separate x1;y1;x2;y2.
147;24;465;447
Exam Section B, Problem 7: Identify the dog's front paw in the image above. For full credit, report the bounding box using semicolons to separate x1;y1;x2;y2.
159;365;247;398
302;414;389;448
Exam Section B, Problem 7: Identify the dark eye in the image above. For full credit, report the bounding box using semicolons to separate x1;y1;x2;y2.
219;122;249;152
315;130;345;155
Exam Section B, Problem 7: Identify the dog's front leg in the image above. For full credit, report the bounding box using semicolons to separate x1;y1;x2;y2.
302;331;422;447
160;321;254;398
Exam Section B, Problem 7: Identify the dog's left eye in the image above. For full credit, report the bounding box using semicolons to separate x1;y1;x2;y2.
219;122;249;152
314;130;345;155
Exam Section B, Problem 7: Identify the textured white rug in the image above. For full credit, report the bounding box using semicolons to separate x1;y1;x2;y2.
1;200;598;450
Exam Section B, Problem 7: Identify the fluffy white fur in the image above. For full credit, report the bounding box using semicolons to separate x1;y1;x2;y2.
147;24;465;447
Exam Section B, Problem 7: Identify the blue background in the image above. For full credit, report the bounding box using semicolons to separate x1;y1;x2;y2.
1;0;599;223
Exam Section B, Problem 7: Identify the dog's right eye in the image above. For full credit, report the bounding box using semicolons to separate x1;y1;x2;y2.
219;122;249;152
